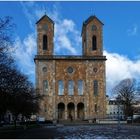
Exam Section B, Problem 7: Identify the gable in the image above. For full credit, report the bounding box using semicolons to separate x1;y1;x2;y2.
36;15;54;25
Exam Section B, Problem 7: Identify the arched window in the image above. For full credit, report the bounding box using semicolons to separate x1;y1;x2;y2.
58;80;64;95
92;35;97;50
94;80;98;96
43;80;49;95
95;104;97;112
43;35;48;50
68;80;74;95
44;104;47;112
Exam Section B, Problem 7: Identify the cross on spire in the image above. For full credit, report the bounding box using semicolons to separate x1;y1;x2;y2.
44;7;47;15
90;8;95;16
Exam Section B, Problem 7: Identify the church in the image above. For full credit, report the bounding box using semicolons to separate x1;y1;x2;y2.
34;14;107;122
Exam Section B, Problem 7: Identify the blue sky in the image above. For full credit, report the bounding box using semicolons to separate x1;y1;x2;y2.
0;1;140;96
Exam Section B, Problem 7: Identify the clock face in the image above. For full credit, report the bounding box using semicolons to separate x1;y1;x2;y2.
92;25;97;31
42;24;48;30
42;67;47;72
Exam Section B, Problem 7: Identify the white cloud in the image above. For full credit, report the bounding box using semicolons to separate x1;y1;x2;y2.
54;19;81;55
12;2;140;97
104;50;140;95
11;2;81;83
21;2;81;55
127;24;138;36
11;34;36;82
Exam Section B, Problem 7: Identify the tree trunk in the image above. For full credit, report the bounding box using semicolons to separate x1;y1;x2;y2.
14;116;17;129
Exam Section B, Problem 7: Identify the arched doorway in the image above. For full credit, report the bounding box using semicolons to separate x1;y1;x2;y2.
58;103;65;120
67;102;75;120
77;102;84;120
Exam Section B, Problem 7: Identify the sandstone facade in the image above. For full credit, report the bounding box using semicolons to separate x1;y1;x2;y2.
34;15;107;121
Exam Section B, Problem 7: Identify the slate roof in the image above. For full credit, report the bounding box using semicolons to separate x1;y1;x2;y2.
84;15;104;25
81;15;104;36
36;15;54;24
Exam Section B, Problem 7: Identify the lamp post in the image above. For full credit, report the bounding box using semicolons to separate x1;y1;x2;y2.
116;95;121;131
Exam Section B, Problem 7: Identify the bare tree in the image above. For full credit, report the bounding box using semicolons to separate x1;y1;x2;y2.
112;78;137;118
7;70;40;128
0;16;15;121
0;17;40;128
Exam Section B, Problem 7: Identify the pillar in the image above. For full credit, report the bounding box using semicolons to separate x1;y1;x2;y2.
65;105;68;120
75;105;77;120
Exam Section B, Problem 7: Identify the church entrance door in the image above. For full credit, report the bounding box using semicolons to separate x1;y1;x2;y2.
58;103;65;120
77;102;84;120
67;102;75;121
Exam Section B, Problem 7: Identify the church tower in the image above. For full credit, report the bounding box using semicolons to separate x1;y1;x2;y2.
35;15;55;120
36;15;54;56
82;15;103;56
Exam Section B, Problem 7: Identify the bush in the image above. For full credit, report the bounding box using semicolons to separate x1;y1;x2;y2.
133;117;140;123
20;121;38;125
38;120;53;124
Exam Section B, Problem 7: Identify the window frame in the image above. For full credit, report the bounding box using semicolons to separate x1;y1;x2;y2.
78;80;84;95
68;80;74;95
93;80;98;96
58;80;64;95
43;80;49;95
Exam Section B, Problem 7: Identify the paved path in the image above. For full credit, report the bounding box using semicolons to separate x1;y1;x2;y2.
0;124;140;139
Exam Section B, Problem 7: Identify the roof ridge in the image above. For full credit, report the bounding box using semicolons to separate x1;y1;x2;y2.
36;14;54;24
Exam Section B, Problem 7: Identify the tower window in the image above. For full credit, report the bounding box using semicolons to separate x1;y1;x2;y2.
58;80;64;95
92;35;97;50
44;104;47;112
94;80;98;96
95;104;97;112
43;35;48;50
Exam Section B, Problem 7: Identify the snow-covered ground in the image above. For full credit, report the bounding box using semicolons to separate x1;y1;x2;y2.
53;125;140;139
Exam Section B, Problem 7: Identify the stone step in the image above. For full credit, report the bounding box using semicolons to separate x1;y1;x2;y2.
57;120;89;125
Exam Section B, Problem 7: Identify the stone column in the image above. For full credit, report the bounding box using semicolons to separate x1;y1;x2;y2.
84;104;87;120
55;107;58;120
65;105;68;120
75;105;77;120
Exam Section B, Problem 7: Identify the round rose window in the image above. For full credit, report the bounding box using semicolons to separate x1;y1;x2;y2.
67;67;74;74
93;68;98;73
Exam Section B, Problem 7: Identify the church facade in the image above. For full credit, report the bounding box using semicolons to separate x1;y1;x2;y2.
34;15;107;121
